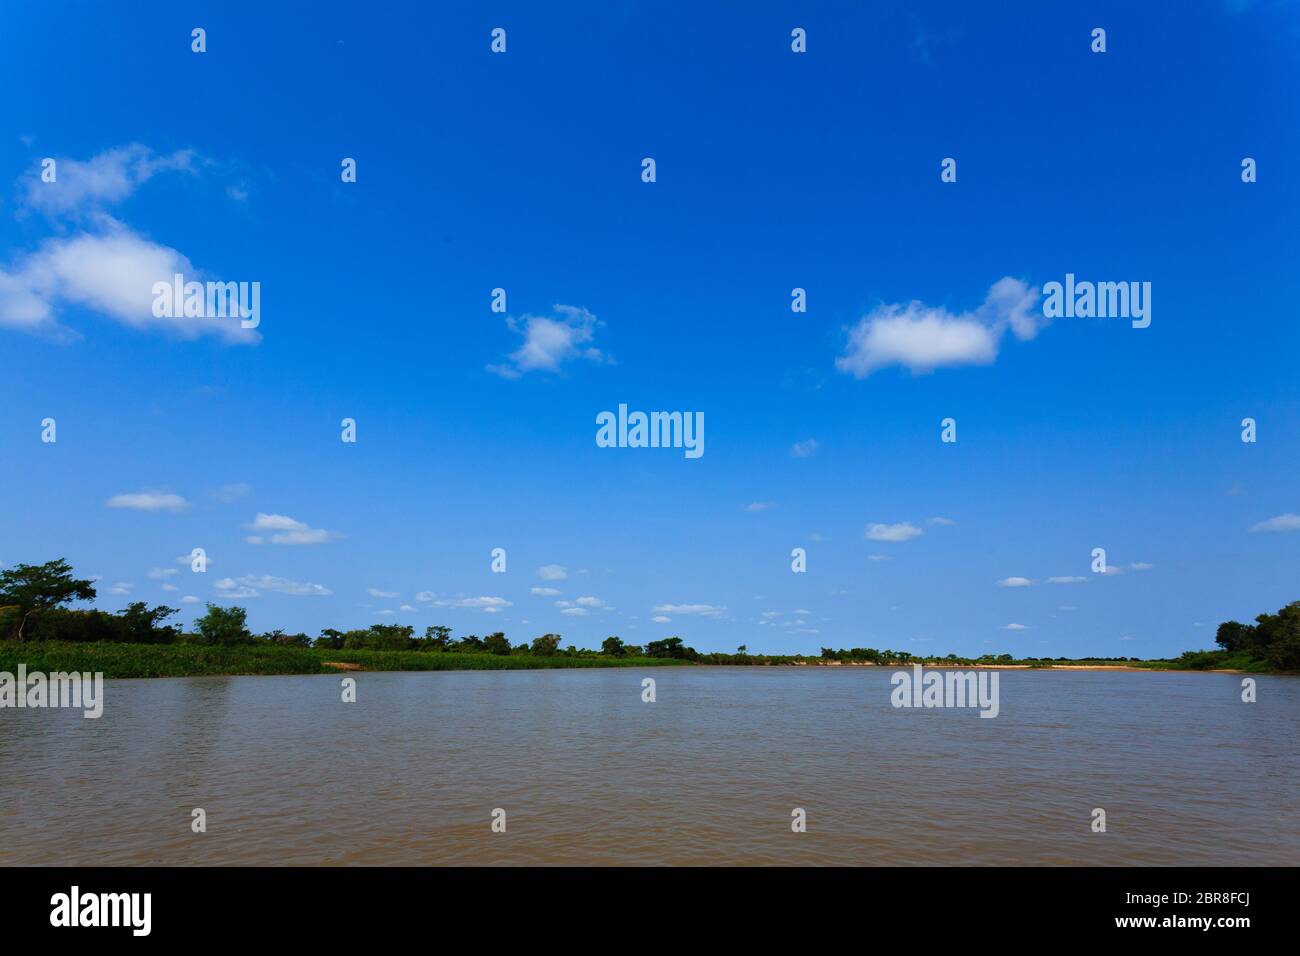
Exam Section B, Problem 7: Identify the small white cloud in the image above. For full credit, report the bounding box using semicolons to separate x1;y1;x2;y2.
431;596;512;610
531;587;561;596
790;439;819;458
653;603;725;618
147;567;179;579
745;501;776;513
651;615;671;623
245;513;339;545
368;588;399;598
1003;623;1028;630
1249;513;1300;533
213;578;259;599
180;595;200;604
867;554;893;561
836;277;1041;379
223;574;332;597
575;596;606;608
488;304;606;378
997;576;1034;588
866;522;922;542
536;564;568;581
928;516;956;526
106;491;189;513
108;582;133;595
1046;575;1086;584
1128;562;1154;571
211;482;252;503
561;607;588;616
22;144;196;216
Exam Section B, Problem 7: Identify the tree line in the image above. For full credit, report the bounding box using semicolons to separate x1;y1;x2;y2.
0;559;702;659
2;558;1297;670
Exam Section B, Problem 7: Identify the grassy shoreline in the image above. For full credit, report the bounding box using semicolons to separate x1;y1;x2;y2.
0;642;692;679
0;641;1279;679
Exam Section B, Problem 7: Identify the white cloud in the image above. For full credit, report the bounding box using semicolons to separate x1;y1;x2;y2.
415;591;435;602
108;582;133;595
1249;513;1300;533
997;576;1034;587
536;564;568;581
651;615;671;623
865;522;922;542
180;595;200;604
791;439;819;458
1;145;260;344
1046;575;1086;584
22;144;195;216
488;304;606;378
653;603;726;618
867;554;893;561
1003;623;1028;630
1128;562;1154;571
147;567;179;579
430;596;512;610
211;482;252;503
212;578;259;599
106;491;189;513
368;588;399;598
219;574;332;597
531;587;561;596
836;277;1041;379
245;513;339;545
575;596;606;608
0;221;260;344
928;516;956;526
561;607;588;616
745;501;776;513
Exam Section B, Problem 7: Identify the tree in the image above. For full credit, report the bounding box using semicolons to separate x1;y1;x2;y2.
453;634;485;652
601;635;627;657
119;602;179;643
483;632;512;655
531;633;562;655
0;559;97;641
1255;601;1300;671
1215;620;1254;653
317;628;345;650
737;644;747;655
195;604;253;647
419;625;452;651
646;636;696;660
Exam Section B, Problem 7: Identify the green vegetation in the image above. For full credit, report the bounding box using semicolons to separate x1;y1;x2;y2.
1;559;1295;677
0;642;689;679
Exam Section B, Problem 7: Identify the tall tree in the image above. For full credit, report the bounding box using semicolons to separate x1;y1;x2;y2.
195;604;253;647
0;559;97;641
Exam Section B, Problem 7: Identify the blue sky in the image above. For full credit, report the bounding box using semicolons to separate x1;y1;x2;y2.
1;1;1297;657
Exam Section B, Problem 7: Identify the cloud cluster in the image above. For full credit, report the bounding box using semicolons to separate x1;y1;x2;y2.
0;145;258;344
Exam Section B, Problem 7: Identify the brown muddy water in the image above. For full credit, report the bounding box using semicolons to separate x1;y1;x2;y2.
1;667;1296;865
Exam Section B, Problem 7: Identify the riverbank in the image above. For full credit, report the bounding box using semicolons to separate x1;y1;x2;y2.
0;641;1280;679
0;642;692;679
